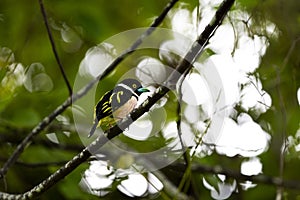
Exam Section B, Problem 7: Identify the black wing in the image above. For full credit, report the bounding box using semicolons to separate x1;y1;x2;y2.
95;86;134;121
95;90;113;121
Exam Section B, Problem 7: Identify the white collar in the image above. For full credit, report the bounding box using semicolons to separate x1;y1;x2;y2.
117;83;139;98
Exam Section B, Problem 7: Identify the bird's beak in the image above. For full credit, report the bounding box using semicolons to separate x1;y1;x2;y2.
137;88;150;93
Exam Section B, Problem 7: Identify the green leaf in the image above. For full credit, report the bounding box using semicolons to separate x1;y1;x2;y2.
203;174;220;194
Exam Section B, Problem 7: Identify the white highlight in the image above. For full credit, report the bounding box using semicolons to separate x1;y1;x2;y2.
241;157;262;176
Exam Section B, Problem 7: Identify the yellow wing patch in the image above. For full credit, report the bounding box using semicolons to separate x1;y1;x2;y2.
103;107;111;113
109;93;115;104
116;91;123;104
97;115;116;130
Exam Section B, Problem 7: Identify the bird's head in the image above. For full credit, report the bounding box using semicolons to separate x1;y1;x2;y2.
119;78;150;96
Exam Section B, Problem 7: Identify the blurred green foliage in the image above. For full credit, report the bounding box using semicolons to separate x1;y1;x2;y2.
0;0;299;199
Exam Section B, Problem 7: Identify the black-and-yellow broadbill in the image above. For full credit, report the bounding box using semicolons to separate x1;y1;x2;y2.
88;79;150;137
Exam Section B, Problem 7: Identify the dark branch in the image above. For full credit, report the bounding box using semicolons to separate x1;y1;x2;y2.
39;0;73;95
170;163;300;190
0;157;67;168
0;0;177;180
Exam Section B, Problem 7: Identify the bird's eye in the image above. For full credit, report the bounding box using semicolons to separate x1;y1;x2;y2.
132;84;137;88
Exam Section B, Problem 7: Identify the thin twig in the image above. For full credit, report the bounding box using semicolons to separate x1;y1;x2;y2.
175;74;195;196
0;0;178;180
39;0;73;95
0;158;67;168
228;14;238;56
176;80;189;165
282;37;300;71
170;163;300;190
275;64;287;200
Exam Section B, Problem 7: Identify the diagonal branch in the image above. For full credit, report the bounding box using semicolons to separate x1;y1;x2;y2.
170;162;300;190
0;0;178;180
0;0;235;199
39;0;73;95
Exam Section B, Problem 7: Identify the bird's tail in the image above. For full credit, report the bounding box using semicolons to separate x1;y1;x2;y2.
88;118;99;137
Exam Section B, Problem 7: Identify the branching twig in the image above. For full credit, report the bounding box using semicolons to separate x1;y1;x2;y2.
39;0;73;95
0;0;178;180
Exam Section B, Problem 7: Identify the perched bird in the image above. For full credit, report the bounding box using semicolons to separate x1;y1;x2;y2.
88;78;150;137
